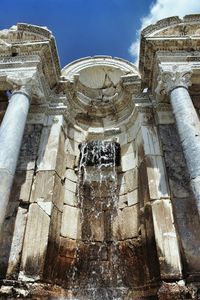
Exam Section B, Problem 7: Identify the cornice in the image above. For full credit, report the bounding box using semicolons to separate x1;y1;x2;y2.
139;14;200;90
0;23;61;89
141;14;200;37
62;56;140;81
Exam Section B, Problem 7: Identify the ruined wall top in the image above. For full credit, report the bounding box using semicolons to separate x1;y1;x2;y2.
139;14;200;91
0;23;61;89
141;14;200;37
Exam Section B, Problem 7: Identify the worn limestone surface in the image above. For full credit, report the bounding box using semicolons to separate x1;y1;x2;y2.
159;124;200;275
1;16;200;299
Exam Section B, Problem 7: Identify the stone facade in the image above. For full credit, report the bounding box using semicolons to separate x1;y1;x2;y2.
0;16;200;299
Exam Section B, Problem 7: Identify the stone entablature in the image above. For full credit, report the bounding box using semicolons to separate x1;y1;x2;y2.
0;23;60;86
139;14;200;90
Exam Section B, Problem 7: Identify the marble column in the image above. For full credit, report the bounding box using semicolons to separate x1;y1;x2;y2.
157;65;200;216
0;86;31;229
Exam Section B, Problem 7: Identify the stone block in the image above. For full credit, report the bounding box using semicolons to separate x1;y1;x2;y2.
53;173;64;211
30;171;54;203
43;205;62;279
88;243;108;261
118;181;126;196
140;125;162;156
17;124;42;171
118;132;128;145
19;203;50;280
37;119;65;177
112;204;139;240
82;209;105;242
10;170;34;202
118;168;138;195
64;189;78;207
118;190;138;208
30;171;63;211
127;189;138;206
156;111;175;124
125;168;138;191
118;194;128;209
136;131;145;165
140;111;154;126
65;137;80;156
159;125;191;198
68;127;85;143
59;237;78;259
6;206;28;279
121;153;136;172
56;129;66;177
61;205;81;240
151;199;182;279
127;118;140;142
120;141;135;157
118;172;126;185
138;160;151;208
48;205;62;245
83;167;117;184
65;168;77;183
37;201;53;216
142;203;161;280
81;181;112;198
65;153;76;169
65;178;77;193
145;155;169;200
172;197;200;273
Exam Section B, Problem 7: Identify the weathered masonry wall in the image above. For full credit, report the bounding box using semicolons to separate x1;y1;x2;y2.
0;114;66;281
0;104;184;299
1;16;200;299
157;110;200;277
0;120;43;279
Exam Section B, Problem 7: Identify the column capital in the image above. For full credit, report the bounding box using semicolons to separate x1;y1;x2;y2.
155;65;192;95
6;71;44;100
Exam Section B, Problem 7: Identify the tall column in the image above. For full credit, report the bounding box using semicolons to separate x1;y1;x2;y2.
156;65;200;217
0;89;30;229
0;73;41;230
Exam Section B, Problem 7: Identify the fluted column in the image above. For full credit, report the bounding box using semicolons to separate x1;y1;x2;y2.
156;65;200;216
0;73;41;229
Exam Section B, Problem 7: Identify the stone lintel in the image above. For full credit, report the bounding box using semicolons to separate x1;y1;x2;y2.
0;55;59;104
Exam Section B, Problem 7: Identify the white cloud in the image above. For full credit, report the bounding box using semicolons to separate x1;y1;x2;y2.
130;0;200;65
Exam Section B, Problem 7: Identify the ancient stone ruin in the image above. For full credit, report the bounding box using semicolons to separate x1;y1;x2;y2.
0;15;200;299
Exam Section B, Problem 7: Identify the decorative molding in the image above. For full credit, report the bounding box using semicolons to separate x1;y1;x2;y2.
154;102;172;112
29;103;67;115
7;71;44;100
0;23;61;89
141;14;200;37
62;56;139;82
155;65;192;95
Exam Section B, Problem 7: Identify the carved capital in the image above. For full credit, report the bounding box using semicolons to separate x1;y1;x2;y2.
156;65;192;95
6;71;44;99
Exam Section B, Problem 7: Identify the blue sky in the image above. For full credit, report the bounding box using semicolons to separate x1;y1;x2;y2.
1;0;200;68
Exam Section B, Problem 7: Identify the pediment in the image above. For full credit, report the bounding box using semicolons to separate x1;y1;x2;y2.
142;15;200;38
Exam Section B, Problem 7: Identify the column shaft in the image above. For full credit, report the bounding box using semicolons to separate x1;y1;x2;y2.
0;92;30;229
170;87;200;213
